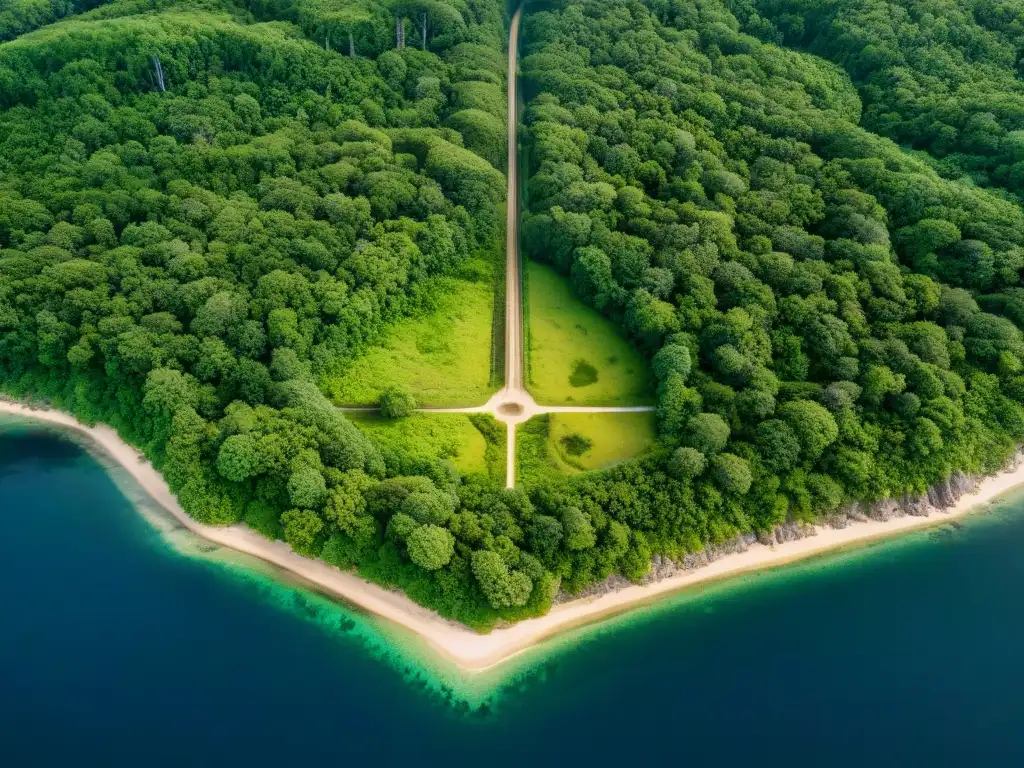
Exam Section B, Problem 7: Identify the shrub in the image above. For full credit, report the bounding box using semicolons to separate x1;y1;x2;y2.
407;525;455;570
379;385;416;418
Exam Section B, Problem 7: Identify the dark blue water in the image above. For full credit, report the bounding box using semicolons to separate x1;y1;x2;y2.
2;425;1024;766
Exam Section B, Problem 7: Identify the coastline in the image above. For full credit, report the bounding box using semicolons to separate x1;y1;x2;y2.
3;399;1023;672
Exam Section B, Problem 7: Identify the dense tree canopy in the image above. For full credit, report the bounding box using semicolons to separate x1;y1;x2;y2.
516;0;1024;589
727;0;1024;197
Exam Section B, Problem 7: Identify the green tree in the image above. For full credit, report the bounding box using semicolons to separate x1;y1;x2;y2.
401;489;455;525
562;506;596;551
668;446;706;479
684;413;731;455
387;512;419;543
288;466;327;508
281;509;324;555
778;400;839;461
471;550;532;609
656;373;701;438
379;385;416;418
528;515;564;560
217;435;262;482
756;419;802;472
407;525;455;570
652;343;691;382
710;453;753;495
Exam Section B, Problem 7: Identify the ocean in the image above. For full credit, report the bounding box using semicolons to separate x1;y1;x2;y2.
2;422;1023;766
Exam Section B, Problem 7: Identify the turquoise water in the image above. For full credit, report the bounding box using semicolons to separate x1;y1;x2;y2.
3;423;1024;765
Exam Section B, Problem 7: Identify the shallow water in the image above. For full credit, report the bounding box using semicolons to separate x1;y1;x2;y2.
2;424;1024;765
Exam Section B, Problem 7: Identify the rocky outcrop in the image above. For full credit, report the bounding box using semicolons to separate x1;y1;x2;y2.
555;533;758;603
672;532;759;574
767;520;816;543
554;451;1023;604
829;466;991;525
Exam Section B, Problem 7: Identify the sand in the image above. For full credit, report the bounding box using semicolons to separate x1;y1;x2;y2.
4;399;1023;672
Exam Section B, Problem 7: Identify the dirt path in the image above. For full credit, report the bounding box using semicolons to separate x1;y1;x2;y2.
500;6;525;488
506;6;524;396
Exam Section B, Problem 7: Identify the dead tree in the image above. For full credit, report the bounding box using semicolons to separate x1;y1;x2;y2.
421;12;428;50
349;31;356;57
151;55;166;92
396;15;405;48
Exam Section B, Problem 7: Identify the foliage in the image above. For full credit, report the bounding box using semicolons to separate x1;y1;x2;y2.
471;549;532;609
1;0;110;41
559;431;592;457
683;413;730;455
513;0;1024;594
379;385;416;417
729;0;1024;198
668;446;706;480
406;523;455;570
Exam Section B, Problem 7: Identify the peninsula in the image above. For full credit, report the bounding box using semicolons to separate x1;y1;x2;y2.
4;0;1024;667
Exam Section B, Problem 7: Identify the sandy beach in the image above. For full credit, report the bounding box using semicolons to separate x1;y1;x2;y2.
3;399;1024;672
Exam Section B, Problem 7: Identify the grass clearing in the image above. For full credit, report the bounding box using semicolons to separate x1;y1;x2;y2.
347;411;505;482
516;411;657;485
323;272;496;408
548;412;658;472
525;260;655;405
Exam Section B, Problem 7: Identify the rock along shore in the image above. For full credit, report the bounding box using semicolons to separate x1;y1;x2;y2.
558;454;1020;604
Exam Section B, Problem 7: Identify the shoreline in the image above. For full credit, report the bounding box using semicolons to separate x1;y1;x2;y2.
3;400;1023;672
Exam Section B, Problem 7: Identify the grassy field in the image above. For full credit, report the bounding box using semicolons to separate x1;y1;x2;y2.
347;412;506;482
323;272;496;408
516;411;657;485
525;260;654;405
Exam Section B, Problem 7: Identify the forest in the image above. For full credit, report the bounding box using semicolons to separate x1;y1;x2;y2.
518;0;1024;591
725;0;1024;196
4;0;1024;628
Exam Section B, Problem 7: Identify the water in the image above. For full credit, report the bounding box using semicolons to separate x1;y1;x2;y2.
2;423;1024;765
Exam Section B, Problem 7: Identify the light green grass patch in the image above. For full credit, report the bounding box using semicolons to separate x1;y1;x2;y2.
525;260;654;405
516;412;657;485
548;412;657;472
323;276;495;408
348;412;505;481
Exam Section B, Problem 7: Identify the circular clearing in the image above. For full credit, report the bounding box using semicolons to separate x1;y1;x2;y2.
497;402;525;417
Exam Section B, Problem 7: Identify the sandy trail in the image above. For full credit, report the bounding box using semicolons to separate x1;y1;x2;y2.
500;6;526;488
505;7;524;396
4;399;1024;672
